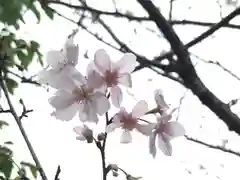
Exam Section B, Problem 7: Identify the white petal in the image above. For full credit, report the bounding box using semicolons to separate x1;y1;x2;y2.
154;89;169;109
87;61;97;73
79;102;99;123
118;73;132;87
120;130;132;143
39;69;77;91
106;122;122;133
149;131;157;158
112;113;123;123
91;92;110;115
48;90;75;109
164;122;185;138
87;70;104;89
135;124;153;136
52;103;78;121
46;50;64;69
37;69;58;85
65;44;79;66
71;70;87;86
73;126;83;135
115;53;136;73
76;135;86;141
131;100;148;117
157;134;172;156
110;86;123;108
94;49;111;73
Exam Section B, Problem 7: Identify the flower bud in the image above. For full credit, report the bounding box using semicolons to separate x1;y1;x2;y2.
110;163;118;171
97;132;105;141
112;170;118;177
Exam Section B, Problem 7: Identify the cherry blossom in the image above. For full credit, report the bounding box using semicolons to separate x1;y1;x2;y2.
73;124;93;143
106;100;151;143
49;70;110;123
92;49;137;107
38;37;79;89
149;108;185;157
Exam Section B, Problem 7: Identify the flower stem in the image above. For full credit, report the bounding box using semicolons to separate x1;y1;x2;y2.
0;75;48;180
97;112;110;180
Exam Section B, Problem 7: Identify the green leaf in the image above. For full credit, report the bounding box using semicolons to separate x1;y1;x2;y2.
0;120;9;129
43;7;54;19
0;146;13;178
30;4;41;23
20;162;37;179
30;41;43;66
14;176;21;180
5;78;18;95
4;141;13;145
17;50;32;70
14;39;27;49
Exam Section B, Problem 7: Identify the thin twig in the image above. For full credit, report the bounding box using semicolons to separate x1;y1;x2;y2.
191;53;240;81
0;75;48;180
185;135;240;157
54;165;61;180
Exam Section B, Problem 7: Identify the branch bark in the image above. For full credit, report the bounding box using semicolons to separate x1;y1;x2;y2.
136;0;240;135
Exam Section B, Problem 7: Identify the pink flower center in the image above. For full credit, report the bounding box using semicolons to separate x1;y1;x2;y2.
120;114;137;131
104;70;119;87
155;121;165;134
72;85;94;104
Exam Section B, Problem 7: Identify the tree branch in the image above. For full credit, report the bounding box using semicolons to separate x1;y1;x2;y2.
136;0;240;135
185;135;240;157
135;6;240;71
49;0;240;30
0;75;48;180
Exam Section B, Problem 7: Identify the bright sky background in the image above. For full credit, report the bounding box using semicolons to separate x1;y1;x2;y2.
2;0;240;180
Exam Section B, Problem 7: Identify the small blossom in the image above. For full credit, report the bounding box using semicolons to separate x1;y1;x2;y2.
49;70;110;123
106;100;151;143
92;49;137;107
73;124;93;143
38;37;79;89
149;108;185;157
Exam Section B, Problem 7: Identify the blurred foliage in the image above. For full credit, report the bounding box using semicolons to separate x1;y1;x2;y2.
0;28;43;94
0;0;54;28
0;0;55;179
0;121;38;179
0;0;55;94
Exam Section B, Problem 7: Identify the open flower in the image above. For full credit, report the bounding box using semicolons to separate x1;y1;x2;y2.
149;108;185;157
38;37;79;89
106;100;151;143
73;124;93;143
92;49;137;107
49;70;110;123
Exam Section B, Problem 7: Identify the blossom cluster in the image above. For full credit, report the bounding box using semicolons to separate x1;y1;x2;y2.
38;37;185;157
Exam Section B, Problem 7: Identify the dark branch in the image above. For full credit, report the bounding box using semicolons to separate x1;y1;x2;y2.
136;0;240;135
54;165;61;180
135;7;240;72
